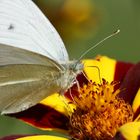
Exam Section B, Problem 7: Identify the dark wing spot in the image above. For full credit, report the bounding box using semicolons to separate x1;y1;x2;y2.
8;24;14;30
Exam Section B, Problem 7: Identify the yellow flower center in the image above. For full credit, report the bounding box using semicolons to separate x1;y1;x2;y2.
69;79;134;140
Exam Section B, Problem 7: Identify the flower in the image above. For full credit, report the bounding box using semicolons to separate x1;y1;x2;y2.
69;79;133;140
1;56;140;140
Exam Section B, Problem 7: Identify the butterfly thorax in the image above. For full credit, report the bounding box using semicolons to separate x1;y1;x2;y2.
59;61;83;94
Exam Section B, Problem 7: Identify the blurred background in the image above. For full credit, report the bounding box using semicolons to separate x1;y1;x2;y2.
0;0;140;137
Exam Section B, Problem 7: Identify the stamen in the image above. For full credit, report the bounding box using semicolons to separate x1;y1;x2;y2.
69;79;134;140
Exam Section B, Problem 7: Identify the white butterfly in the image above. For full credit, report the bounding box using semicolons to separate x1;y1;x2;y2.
0;0;83;114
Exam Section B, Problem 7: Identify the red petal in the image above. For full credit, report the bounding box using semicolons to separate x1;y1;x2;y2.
113;132;126;140
114;61;134;89
119;62;140;105
8;104;69;130
133;106;140;120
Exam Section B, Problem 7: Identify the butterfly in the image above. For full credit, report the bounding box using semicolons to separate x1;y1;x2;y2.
0;0;84;114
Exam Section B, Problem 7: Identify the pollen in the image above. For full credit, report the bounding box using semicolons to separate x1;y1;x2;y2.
69;79;134;140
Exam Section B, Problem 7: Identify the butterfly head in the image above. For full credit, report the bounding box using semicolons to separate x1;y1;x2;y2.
68;60;83;74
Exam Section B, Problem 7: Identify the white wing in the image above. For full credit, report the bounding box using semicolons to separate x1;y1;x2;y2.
0;44;64;70
0;0;69;63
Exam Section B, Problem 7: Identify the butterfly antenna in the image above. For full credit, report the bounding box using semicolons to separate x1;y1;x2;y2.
77;29;120;63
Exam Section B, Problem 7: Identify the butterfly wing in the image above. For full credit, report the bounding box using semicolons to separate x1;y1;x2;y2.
0;45;64;114
0;0;69;114
0;64;62;114
0;0;69;63
0;44;63;70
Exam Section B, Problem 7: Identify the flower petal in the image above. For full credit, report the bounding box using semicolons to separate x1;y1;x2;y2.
17;135;69;140
83;56;117;83
0;135;69;140
132;88;140;120
113;122;140;140
114;60;134;84
8;103;69;131
40;93;74;115
119;62;140;105
83;56;133;83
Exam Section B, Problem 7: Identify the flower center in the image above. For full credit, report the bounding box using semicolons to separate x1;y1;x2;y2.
68;79;134;140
